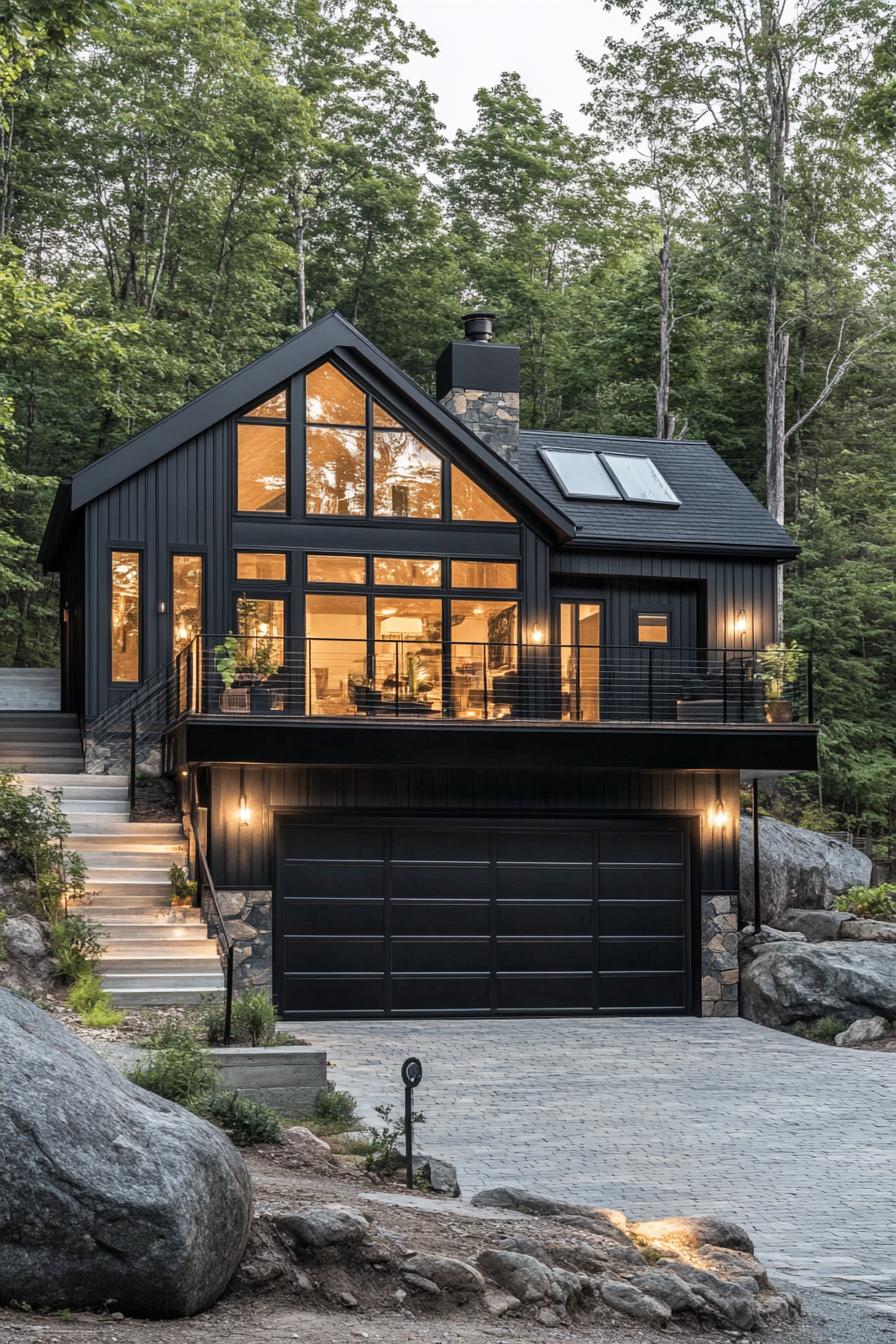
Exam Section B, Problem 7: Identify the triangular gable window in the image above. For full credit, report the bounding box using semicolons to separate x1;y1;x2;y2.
451;466;516;523
244;390;287;420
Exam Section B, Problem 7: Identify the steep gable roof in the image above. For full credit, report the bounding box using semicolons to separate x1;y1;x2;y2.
514;431;798;558
39;311;574;568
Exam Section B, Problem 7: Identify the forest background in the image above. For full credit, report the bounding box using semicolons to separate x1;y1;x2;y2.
2;0;896;839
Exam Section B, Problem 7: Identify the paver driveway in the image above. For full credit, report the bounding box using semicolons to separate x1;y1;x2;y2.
298;1016;896;1310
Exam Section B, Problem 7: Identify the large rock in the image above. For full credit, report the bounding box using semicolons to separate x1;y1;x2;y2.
740;941;896;1028
0;914;57;991
834;1015;891;1047
631;1215;754;1255
780;908;856;942
599;1279;671;1326
840;919;896;943
0;988;252;1316
739;817;871;926
275;1205;370;1249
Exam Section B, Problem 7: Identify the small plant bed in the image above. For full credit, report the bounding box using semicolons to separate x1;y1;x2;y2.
835;882;896;921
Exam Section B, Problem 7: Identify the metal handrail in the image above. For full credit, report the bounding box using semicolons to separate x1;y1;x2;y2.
188;773;234;1044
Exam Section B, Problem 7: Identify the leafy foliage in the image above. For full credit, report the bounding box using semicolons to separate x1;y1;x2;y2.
835;884;896;921
302;1083;358;1135
66;969;123;1027
202;1090;282;1145
49;913;102;982
363;1101;425;1176
127;1026;217;1108
231;989;278;1047
0;773;86;918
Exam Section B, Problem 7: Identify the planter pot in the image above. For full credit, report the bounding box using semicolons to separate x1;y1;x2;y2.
764;697;792;724
251;683;282;713
206;1045;327;1111
219;687;250;713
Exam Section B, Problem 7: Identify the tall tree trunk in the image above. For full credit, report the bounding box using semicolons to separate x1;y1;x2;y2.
655;225;674;439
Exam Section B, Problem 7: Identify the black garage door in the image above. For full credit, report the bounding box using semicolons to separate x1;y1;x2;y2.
274;815;696;1017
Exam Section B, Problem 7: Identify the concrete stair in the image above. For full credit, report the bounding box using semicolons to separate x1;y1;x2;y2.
11;764;225;1007
0;668;60;710
0;711;83;772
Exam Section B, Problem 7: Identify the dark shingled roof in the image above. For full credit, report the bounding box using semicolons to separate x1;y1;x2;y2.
514;430;797;557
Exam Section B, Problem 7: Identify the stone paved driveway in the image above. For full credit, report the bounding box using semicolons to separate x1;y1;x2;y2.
295;1016;896;1312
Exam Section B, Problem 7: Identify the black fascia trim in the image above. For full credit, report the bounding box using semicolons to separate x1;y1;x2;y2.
38;478;72;572
555;538;801;562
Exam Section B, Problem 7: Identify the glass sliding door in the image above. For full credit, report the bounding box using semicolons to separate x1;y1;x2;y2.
305;594;367;714
449;599;519;719
559;602;600;721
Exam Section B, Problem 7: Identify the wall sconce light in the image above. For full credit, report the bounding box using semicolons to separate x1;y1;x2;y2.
237;768;251;827
157;600;167;614
530;624;545;645
179;768;189;779
734;609;747;651
709;773;727;828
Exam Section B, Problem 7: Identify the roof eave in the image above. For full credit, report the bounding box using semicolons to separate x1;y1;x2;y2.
38;479;72;572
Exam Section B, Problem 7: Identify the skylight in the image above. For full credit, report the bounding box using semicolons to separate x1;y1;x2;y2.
542;449;621;499
540;447;679;507
602;453;680;505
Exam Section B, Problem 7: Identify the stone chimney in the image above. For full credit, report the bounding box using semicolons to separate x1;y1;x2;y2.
436;312;520;463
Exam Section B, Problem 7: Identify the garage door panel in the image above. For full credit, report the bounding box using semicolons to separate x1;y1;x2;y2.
496;939;593;973
391;864;490;902
599;900;684;938
392;938;490;974
280;899;384;936
496;866;592;902
599;972;687;1011
282;825;384;861
598;937;685;973
282;976;383;1014
392;901;490;936
282;861;383;901
392;976;490;1012
497;975;593;1011
496;830;594;863
496;902;592;937
392;829;490;862
601;829;683;864
285;936;384;974
598;868;684;902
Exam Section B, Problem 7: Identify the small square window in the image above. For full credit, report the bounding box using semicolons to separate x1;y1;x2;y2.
637;613;669;645
307;554;366;585
236;552;287;582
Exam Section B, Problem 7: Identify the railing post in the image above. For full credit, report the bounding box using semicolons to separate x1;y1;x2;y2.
394;640;400;715
647;647;654;721
722;652;728;723
224;945;234;1045
128;709;136;814
482;643;489;721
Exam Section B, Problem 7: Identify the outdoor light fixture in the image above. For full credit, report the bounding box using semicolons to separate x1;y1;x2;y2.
734;609;747;637
237;768;250;827
176;621;189;642
530;624;545;645
709;773;727;828
157;600;167;614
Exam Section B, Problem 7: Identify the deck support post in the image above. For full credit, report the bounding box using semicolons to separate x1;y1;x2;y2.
752;777;761;934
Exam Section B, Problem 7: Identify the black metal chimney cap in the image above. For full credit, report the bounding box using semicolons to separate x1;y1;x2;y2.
462;312;496;343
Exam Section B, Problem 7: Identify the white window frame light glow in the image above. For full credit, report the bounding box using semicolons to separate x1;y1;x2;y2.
539;447;680;507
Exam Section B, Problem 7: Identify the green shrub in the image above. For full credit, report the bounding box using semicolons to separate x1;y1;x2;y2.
364;1102;425;1175
66;972;124;1028
50;915;104;983
168;862;197;906
231;989;277;1047
203;1090;282;1146
146;1018;199;1050
305;1082;359;1134
791;1016;847;1043
127;1028;217;1108
835;883;896;921
0;774;87;919
198;994;227;1044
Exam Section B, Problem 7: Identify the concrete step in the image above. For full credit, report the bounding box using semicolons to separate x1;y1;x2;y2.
100;954;221;974
0;740;82;756
80;903;175;918
103;971;225;991
68;820;183;837
86;857;180;874
107;987;225;1007
62;800;131;816
0;672;61;711
1;758;85;773
95;912;204;930
102;934;214;952
21;784;129;802
18;772;128;787
84;876;173;897
0;728;81;743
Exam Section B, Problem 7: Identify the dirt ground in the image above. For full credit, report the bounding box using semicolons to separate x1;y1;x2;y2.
0;1144;890;1344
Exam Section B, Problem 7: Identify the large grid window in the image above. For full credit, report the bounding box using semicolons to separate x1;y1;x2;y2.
236;389;288;513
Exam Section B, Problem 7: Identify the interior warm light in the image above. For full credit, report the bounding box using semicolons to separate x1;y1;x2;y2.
176;621;189;642
180;768;189;778
237;794;251;827
530;624;545;645
473;604;484;616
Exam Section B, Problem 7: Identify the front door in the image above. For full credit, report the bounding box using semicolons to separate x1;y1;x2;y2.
558;602;601;721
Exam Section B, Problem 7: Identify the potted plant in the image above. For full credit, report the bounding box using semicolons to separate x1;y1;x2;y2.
214;634;250;713
247;638;282;712
169;862;197;908
348;674;382;715
756;641;802;723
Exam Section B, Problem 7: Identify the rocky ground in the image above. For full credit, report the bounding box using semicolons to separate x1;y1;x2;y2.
0;1144;889;1344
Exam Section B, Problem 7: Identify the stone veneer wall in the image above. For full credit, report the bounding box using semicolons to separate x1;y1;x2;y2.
207;889;272;995
440;387;520;462
701;891;740;1017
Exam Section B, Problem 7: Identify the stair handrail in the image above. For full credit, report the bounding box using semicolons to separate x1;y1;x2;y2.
88;646;186;777
188;773;234;1044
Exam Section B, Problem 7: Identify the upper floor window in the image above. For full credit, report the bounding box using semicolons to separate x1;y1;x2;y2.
237;389;287;513
450;465;515;523
636;612;669;645
236;551;287;582
171;554;202;656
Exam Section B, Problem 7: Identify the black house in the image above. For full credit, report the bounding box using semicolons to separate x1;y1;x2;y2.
39;311;817;1019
